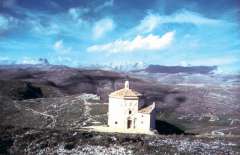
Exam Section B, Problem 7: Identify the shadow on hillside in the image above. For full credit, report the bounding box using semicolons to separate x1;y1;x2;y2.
155;120;185;135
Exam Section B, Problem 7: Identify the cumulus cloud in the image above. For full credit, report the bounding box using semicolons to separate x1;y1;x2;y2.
87;31;175;53
53;40;72;55
135;10;222;34
92;18;115;39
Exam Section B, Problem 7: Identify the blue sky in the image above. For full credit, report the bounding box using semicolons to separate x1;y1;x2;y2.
0;0;239;73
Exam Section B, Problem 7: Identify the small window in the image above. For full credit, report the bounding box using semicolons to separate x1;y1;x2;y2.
129;110;132;114
115;121;118;124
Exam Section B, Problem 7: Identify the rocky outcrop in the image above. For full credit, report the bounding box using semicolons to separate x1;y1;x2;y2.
0;126;239;155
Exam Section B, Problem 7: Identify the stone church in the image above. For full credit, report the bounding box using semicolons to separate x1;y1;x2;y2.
108;81;156;132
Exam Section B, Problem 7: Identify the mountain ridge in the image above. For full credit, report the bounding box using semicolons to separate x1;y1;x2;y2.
132;65;217;74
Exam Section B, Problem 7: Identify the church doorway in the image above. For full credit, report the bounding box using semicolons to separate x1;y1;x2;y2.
127;119;132;129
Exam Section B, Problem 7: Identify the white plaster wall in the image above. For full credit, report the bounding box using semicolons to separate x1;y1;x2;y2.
108;97;125;128
124;99;138;115
136;113;151;131
108;97;139;129
123;99;139;129
108;96;155;131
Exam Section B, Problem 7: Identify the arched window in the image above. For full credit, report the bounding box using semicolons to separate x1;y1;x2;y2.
129;110;132;114
115;121;118;124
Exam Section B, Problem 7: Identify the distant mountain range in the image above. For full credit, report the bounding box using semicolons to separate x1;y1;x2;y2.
87;61;147;71
132;65;217;74
87;63;219;74
0;58;50;66
0;57;218;74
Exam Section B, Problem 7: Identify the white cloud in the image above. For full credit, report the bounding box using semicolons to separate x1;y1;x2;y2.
30;19;59;35
26;10;88;36
21;11;59;35
135;10;222;34
87;31;175;53
0;15;18;32
0;56;15;64
92;18;115;39
18;57;40;65
68;8;89;26
136;13;161;34
0;15;9;31
68;7;89;20
95;0;114;12
53;40;72;55
169;10;221;25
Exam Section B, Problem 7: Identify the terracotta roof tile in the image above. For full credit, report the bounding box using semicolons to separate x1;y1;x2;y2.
109;88;142;98
139;103;155;114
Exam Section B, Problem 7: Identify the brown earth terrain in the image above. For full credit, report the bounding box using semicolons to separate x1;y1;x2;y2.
0;65;239;154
